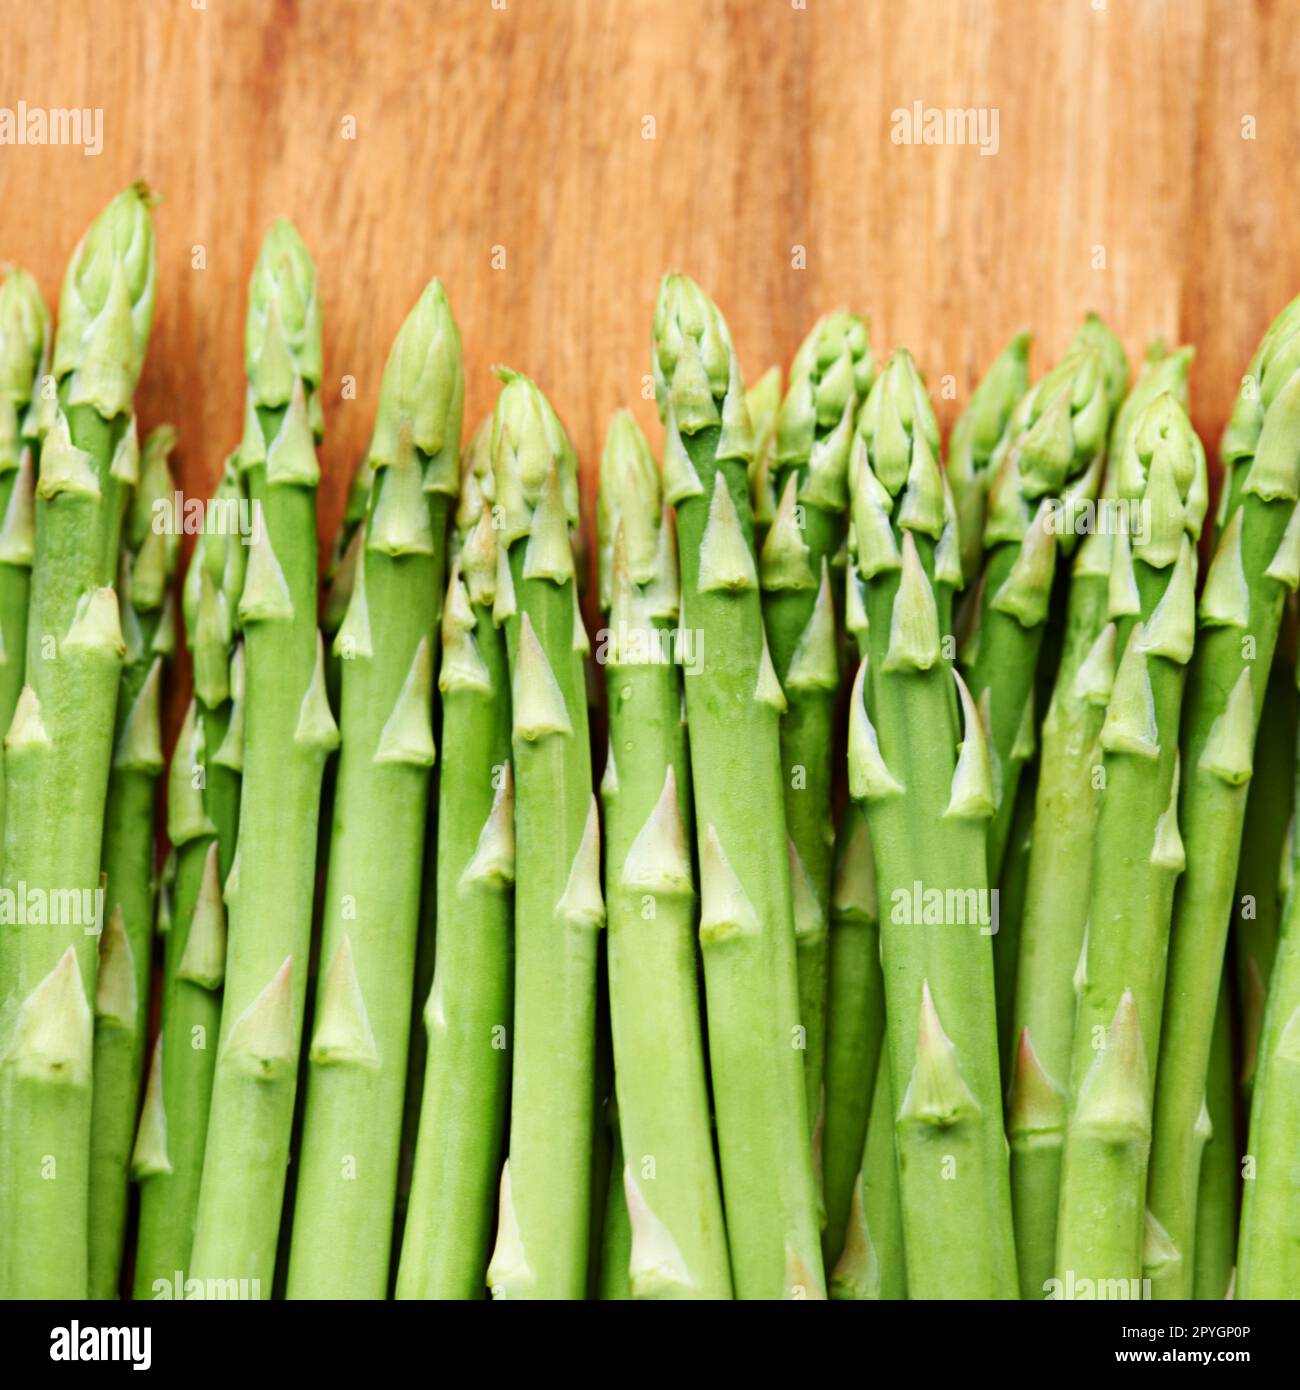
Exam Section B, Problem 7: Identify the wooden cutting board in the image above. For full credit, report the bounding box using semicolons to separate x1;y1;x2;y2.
1;0;1296;551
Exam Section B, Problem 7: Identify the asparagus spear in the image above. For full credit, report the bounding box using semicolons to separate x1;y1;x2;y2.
847;348;1017;1297
1008;344;1192;1296
1233;654;1295;1099
745;365;781;546
830;1050;907;1299
395;431;513;1301
1237;657;1300;1298
1146;305;1300;1300
87;424;179;1296
484;369;602;1300
947;331;1031;588
1190;976;1237;1301
1054;392;1208;1295
820;805;885;1276
287;281;461;1298
597;1118;633;1300
651;275;823;1298
596;410;731;1299
963;316;1127;884
0;186;156;1299
132;472;245;1295
762;314;873;1156
189;221;339;1294
0;268;49;845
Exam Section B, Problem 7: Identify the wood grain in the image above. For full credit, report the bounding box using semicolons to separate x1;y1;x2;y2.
2;0;1298;551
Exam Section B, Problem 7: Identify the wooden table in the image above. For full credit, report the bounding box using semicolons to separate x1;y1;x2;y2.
1;0;1295;538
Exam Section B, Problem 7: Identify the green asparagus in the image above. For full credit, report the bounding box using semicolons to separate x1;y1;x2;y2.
746;365;781;546
484;369;602;1300
1233;654;1295;1099
287;280;461;1298
651;275;824;1297
830;1049;906;1299
189;220;338;1293
0;185;157;1299
947;331;1031;588
1237;650;1300;1298
847;348;1017;1297
1008;344;1191;1296
132;467;245;1295
597;409;731;1299
1146;303;1300;1300
88;424;179;1297
1055;392;1208;1296
762;313;872;1157
820;804;884;1275
1190;976;1237;1301
396;426;513;1300
0;267;48;846
964;317;1126;884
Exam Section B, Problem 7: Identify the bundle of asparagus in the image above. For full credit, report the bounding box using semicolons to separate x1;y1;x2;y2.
2;190;1298;1303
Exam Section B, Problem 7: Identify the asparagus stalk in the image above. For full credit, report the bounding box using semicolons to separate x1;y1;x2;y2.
596;410;731;1299
963;316;1127;884
651;275;823;1299
287;281;461;1298
746;365;782;546
87;424;179;1297
484;369;602;1301
1146;306;1300;1300
0;186;157;1299
0;268;49;845
847;348;1017;1297
830;1049;907;1299
995;771;1035;1072
321;454;371;710
132;473;245;1295
947;331;1031;588
597;1118;633;1300
1237;662;1300;1298
1055;392;1208;1295
819;803;884;1271
396;449;513;1302
761;314;873;1156
1233;654;1295;1099
189;221;339;1293
1008;344;1192;1296
1190;976;1237;1301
